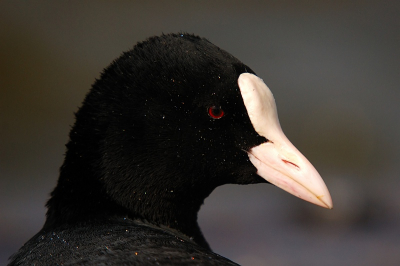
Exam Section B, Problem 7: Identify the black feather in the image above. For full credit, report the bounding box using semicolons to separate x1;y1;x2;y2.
9;33;267;265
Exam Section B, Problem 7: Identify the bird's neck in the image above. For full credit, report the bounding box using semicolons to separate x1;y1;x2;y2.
127;187;212;249
43;158;212;250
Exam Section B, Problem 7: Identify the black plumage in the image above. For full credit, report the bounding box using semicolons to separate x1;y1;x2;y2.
9;33;331;265
9;33;266;265
10;218;238;265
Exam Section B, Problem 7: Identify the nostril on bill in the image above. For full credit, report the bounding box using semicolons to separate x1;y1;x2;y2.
282;159;299;170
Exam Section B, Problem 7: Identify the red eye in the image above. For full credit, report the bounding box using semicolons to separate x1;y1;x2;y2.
208;106;225;119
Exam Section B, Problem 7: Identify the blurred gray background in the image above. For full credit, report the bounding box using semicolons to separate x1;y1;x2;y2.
1;1;399;265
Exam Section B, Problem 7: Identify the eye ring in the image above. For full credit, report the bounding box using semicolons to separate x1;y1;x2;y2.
208;106;225;119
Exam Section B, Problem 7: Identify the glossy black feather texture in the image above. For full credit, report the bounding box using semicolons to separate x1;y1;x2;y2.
9;33;268;265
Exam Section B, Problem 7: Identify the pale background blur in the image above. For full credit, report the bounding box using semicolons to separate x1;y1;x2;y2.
1;1;399;265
